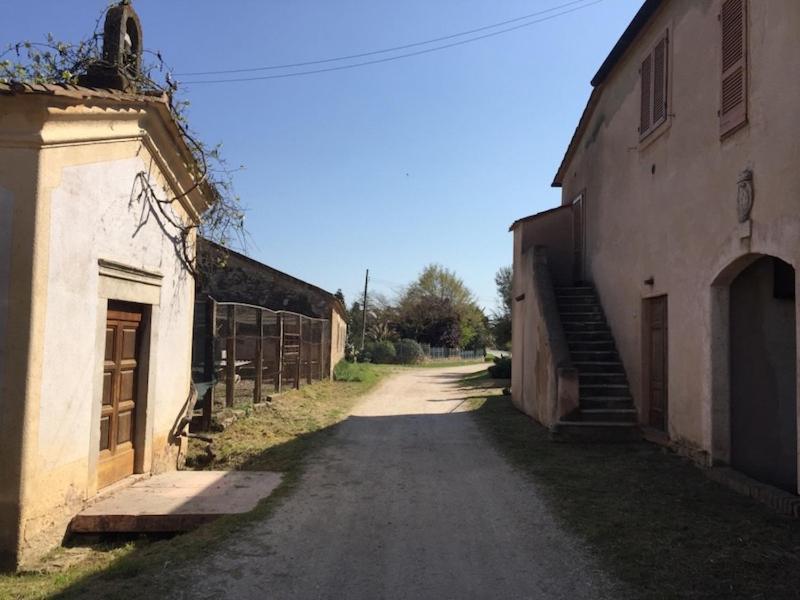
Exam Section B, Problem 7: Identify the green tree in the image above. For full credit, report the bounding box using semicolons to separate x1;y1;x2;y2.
491;266;512;350
396;264;488;348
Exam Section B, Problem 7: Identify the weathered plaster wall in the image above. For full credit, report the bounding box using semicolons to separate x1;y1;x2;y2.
18;149;195;561
518;207;574;285
0;184;12;422
0;89;208;568
330;310;347;375
0;145;40;571
511;239;577;427
558;0;800;461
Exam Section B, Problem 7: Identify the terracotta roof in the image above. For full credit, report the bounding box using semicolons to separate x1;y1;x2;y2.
551;0;664;187
0;81;169;104
508;204;571;232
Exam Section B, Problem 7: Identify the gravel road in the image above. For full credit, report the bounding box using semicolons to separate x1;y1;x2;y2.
181;364;621;599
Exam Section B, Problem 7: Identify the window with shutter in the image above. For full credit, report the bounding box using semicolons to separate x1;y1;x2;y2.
639;32;669;139
720;0;747;137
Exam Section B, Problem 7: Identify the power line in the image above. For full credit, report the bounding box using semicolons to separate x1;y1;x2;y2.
180;0;603;84
176;0;593;77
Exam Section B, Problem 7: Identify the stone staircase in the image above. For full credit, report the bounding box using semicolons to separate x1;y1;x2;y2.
551;285;641;442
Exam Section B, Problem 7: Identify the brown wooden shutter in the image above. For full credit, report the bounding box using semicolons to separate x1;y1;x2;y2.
640;54;652;135
640;32;668;139
652;36;668;127
720;0;747;136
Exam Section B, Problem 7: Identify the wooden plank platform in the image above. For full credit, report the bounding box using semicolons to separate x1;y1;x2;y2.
71;471;282;533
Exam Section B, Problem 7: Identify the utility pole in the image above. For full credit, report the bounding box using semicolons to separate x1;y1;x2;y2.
360;268;369;354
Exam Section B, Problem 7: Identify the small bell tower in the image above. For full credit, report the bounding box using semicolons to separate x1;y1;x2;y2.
80;0;144;91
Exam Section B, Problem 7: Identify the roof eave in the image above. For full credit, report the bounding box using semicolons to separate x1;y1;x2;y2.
551;0;665;187
509;204;572;231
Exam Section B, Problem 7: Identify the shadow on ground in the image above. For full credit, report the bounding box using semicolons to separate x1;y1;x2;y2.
47;422;344;599
43;371;800;600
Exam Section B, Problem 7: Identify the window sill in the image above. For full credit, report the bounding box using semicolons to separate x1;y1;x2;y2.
638;115;672;151
720;118;748;142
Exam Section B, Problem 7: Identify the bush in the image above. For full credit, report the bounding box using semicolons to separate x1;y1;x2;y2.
488;356;511;379
368;340;397;364
394;338;424;365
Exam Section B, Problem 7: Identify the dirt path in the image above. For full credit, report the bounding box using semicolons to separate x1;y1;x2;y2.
180;365;621;599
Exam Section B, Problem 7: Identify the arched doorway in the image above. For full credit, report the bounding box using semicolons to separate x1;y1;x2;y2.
729;256;797;493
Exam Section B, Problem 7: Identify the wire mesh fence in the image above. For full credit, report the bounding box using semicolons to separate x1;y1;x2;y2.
421;345;486;361
191;297;331;430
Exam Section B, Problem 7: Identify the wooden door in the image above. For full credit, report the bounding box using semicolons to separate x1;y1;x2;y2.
98;301;143;488
644;296;668;431
572;194;585;283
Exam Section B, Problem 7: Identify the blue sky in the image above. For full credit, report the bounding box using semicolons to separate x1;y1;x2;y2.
3;0;641;310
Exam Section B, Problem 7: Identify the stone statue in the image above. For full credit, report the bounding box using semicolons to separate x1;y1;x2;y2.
737;169;754;223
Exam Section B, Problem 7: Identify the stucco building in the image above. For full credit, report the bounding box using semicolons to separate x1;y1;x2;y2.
0;4;214;568
512;0;800;494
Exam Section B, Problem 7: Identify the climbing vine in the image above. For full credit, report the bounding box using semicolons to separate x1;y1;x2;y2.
0;12;246;277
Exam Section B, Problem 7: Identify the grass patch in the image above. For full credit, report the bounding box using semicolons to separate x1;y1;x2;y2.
187;373;388;471
333;360;388;384
0;371;390;600
468;390;800;600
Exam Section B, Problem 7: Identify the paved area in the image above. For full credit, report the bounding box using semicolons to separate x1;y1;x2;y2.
180;364;621;599
71;471;282;533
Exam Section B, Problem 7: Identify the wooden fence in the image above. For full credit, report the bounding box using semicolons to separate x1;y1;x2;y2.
191;297;330;430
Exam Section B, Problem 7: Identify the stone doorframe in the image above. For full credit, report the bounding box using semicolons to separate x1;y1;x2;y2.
87;259;162;497
709;251;800;493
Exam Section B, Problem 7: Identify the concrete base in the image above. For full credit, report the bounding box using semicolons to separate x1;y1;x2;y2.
705;466;800;518
70;471;282;533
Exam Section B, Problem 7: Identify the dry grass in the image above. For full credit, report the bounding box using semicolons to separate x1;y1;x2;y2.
468;387;800;600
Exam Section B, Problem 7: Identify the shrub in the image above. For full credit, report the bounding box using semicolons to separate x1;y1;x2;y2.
368;340;397;364
394;338;424;364
488;356;511;379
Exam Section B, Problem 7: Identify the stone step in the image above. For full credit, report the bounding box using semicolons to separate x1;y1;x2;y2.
558;302;601;311
574;408;638;423
567;340;617;352
566;330;615;342
555;295;598;305
562;321;609;332
579;372;628;385
573;361;625;373
554;287;595;296
558;304;603;317
551;421;642;443
581;396;635;410
560;314;606;325
580;383;632;397
571;350;619;362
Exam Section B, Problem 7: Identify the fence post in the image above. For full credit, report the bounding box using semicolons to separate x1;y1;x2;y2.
306;320;313;384
296;317;302;389
254;309;263;404
202;297;216;431
226;304;236;408
319;321;322;381
276;313;284;393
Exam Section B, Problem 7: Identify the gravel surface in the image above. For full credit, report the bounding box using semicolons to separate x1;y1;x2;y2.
180;365;622;599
